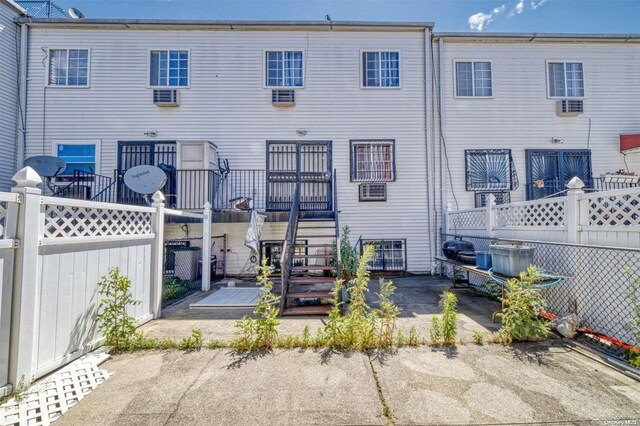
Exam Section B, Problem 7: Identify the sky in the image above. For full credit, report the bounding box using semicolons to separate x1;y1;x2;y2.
45;0;639;34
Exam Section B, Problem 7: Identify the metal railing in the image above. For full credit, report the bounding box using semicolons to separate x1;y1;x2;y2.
526;176;639;200
280;182;301;311
52;170;114;202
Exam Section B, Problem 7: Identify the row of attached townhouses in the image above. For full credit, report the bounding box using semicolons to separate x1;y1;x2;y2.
1;3;639;274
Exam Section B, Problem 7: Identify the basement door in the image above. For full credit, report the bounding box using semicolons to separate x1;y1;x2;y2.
266;141;332;211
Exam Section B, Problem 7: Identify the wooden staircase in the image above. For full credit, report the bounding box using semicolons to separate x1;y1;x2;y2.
280;174;341;316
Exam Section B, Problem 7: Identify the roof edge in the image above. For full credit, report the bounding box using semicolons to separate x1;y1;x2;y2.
16;17;434;29
433;32;640;41
2;0;27;15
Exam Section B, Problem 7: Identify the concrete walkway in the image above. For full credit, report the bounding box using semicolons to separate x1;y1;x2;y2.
56;344;640;425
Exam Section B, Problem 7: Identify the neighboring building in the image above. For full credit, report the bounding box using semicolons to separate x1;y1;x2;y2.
0;0;26;191
431;33;640;217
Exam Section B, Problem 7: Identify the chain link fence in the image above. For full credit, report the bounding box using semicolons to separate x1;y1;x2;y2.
441;233;640;347
162;237;207;307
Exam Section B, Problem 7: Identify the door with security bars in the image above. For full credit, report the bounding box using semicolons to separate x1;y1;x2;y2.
525;149;592;200
266;141;332;211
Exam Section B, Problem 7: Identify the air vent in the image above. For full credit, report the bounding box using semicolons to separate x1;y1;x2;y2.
557;99;583;117
153;89;180;107
359;183;387;201
272;89;295;106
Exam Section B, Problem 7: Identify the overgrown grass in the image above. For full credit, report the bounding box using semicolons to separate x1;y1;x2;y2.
162;276;194;306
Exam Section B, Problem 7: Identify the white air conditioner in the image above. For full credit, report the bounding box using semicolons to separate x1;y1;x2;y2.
557;99;583;117
272;89;295;106
153;89;180;107
359;183;387;201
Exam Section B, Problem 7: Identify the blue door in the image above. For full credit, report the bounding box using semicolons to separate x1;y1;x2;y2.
525;149;592;200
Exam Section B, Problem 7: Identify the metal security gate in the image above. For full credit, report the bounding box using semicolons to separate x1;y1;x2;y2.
117;141;177;205
525;149;592;200
266;141;332;211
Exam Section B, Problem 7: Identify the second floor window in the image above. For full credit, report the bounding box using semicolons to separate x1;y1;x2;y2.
49;49;89;86
266;51;304;87
465;149;516;191
455;61;492;97
548;62;584;98
56;143;96;176
150;50;189;87
362;51;400;87
351;140;396;182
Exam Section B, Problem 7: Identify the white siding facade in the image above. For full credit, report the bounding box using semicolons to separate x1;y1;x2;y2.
24;24;434;273
0;1;22;190
434;36;640;214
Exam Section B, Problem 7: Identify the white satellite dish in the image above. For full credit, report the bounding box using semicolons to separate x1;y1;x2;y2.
68;7;85;19
123;165;167;195
24;155;66;178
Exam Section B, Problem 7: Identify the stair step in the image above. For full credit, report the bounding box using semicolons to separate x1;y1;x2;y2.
291;265;335;271
286;291;333;299
298;244;335;248
297;226;336;229
293;254;333;259
282;305;333;316
289;276;336;284
295;234;336;239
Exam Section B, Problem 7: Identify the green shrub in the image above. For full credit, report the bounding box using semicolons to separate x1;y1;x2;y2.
629;349;640;368
162;277;190;305
231;259;280;351
429;316;443;345
496;266;550;343
441;292;458;346
179;329;203;351
331;226;358;282
473;330;484;345
377;278;401;348
96;267;141;351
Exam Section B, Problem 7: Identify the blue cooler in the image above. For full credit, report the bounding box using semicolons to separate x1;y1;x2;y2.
476;251;492;270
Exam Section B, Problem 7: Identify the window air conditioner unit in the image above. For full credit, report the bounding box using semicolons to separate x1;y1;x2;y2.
153;89;180;107
359;183;387;201
272;89;295;106
557;99;583;117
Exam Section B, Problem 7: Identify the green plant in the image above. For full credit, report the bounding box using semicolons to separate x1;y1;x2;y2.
408;327;420;347
441;292;458;346
376;278;401;348
429;316;443;345
96;267;141;351
496;266;550;343
396;330;407;347
624;267;640;345
331;226;358;282
162;277;190;305
473;330;484;345
0;376;28;405
629;349;640;368
206;339;226;349
231;259;280;351
179;329;203;351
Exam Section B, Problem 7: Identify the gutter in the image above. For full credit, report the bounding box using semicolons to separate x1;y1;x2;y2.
432;32;640;42
17;23;28;168
423;28;437;273
438;37;447;242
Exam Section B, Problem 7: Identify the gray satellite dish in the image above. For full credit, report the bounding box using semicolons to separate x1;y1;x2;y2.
24;155;66;178
68;7;85;19
123;165;167;195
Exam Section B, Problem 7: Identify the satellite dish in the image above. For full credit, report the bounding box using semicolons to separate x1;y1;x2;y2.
68;7;85;19
123;165;167;195
24;156;66;178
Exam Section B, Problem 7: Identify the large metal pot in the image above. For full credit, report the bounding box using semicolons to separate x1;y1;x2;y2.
442;237;475;262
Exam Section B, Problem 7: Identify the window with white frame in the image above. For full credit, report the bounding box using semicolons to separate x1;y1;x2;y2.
548;62;584;98
48;49;89;86
150;50;189;87
265;51;304;87
362;51;400;87
455;61;492;97
55;143;97;176
350;140;395;182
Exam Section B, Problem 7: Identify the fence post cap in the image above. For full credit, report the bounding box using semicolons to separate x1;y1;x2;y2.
12;166;42;188
151;191;165;204
203;201;212;209
566;176;585;190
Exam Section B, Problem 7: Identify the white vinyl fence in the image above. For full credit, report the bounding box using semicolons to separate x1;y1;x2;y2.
447;178;640;248
0;167;211;395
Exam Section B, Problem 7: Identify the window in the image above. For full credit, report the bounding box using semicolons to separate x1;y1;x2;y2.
547;62;584;98
350;140;395;182
362;51;400;87
150;50;189;87
48;49;89;86
465;149;517;191
260;240;308;272
265;51;304;87
525;149;592;200
455;61;492;97
56;143;97;176
362;239;407;271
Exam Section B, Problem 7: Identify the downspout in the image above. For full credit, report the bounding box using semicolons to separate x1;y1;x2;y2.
16;22;28;168
438;37;447;241
423;27;436;273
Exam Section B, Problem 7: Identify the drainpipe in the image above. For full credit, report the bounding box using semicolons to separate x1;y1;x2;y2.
16;22;28;168
424;27;436;273
438;37;447;242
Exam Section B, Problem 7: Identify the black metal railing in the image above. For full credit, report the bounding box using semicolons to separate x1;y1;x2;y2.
280;182;301;311
526;176;639;200
52;170;114;201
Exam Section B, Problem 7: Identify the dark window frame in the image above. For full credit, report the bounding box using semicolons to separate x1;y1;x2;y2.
464;149;517;192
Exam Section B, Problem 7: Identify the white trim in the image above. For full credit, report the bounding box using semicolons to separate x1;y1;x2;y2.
41;195;156;213
0;239;16;249
147;48;192;89
262;49;306;89
545;59;586;100
453;59;494;99
45;48;91;88
359;49;402;89
40;234;155;246
51;139;101;177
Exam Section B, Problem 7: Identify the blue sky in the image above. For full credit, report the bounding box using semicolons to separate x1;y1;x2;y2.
50;0;638;33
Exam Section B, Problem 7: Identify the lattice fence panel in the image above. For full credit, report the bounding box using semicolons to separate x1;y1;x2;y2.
587;193;640;227
449;209;486;230
496;200;566;227
44;205;152;238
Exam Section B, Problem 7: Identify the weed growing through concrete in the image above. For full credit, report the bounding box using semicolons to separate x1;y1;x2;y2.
428;292;458;346
473;330;484;345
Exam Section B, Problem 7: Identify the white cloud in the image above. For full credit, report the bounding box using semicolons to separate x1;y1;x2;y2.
468;12;493;31
508;0;525;17
531;0;548;10
492;4;506;14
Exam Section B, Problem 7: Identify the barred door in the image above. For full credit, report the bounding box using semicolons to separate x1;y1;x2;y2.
266;141;332;211
525;149;592;200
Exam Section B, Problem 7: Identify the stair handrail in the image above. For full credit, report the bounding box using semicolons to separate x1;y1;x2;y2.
332;169;342;283
280;181;302;311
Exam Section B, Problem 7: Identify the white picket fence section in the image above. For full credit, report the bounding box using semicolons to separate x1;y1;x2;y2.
447;178;640;248
0;168;211;396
